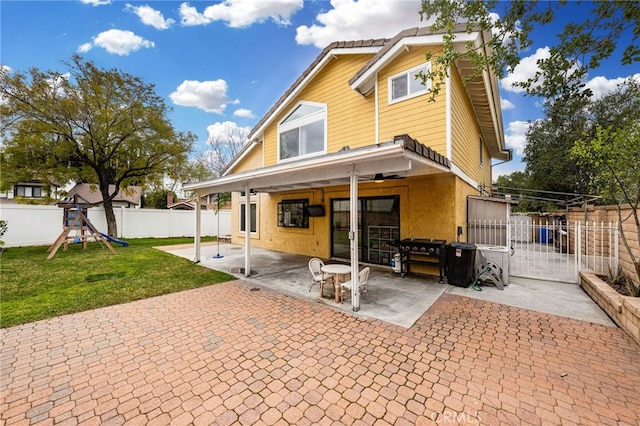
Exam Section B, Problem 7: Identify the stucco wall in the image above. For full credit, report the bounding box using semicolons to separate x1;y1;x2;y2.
229;173;478;275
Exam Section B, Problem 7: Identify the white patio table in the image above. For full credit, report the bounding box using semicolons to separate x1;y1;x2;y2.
321;264;351;302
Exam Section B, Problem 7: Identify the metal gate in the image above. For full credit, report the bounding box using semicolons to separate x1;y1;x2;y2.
468;218;618;283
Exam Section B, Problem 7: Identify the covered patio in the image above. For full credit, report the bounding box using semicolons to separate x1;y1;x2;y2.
159;242;615;329
183;136;453;314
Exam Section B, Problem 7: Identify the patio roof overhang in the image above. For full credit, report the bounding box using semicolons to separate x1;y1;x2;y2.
183;136;451;196
185;136;451;314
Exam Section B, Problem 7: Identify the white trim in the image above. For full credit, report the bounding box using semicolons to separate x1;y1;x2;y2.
450;162;479;190
350;32;479;92
185;142;408;194
250;46;381;142
239;200;258;235
446;72;452;160
277;101;328;163
387;62;431;105
374;74;379;144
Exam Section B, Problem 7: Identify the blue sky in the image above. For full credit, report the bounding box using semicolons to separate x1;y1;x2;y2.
2;0;638;179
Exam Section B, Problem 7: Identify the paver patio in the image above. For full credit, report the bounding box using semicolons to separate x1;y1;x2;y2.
1;280;639;425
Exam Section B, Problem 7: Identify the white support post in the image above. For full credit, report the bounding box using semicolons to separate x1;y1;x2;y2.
194;193;201;263
350;168;360;312
244;183;251;277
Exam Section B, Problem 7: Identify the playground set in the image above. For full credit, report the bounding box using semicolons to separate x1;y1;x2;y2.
47;195;129;260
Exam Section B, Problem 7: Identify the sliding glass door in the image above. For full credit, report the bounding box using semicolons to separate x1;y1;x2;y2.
331;196;400;265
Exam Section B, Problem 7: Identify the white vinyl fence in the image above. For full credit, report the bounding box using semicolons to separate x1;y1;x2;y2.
468;218;618;283
0;204;231;248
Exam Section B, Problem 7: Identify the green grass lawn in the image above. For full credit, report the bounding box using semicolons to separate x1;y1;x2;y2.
0;237;236;328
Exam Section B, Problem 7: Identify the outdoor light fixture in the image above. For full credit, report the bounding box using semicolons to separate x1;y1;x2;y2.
374;173;385;183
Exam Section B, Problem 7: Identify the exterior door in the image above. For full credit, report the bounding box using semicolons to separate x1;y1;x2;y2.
331;196;400;265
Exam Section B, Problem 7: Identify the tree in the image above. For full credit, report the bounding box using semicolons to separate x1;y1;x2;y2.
144;188;177;209
418;0;639;101
571;80;640;295
199;121;249;176
522;97;592;195
0;55;196;236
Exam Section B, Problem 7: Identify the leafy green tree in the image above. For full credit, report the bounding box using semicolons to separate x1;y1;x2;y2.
1;55;196;236
571;80;640;295
418;0;639;101
143;189;177;209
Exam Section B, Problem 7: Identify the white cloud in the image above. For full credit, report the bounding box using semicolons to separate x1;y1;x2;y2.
500;47;550;93
80;0;111;6
296;0;428;49
79;29;155;56
233;108;255;118
125;4;175;30
179;0;303;28
505;120;532;156
501;98;515;111
586;73;640;100
77;43;92;53
179;3;212;26
170;79;239;114
206;121;250;144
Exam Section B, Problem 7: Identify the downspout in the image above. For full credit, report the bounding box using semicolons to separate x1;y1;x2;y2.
194;193;201;263
244;183;251;277
350;166;360;311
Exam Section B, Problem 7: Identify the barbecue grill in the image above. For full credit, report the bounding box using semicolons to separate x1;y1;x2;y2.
395;238;446;282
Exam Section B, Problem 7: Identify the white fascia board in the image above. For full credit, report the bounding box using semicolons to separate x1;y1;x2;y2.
183;143;406;195
350;32;480;91
450;162;480;192
249;46;381;140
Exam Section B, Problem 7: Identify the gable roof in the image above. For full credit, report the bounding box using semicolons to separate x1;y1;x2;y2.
66;184;142;206
224;25;507;176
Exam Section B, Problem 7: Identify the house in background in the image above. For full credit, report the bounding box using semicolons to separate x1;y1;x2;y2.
184;26;510;310
0;180;61;203
167;192;213;210
66;183;142;208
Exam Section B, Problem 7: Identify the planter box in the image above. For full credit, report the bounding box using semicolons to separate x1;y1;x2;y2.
580;272;640;346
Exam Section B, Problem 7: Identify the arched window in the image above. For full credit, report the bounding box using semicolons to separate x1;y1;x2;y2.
278;101;327;162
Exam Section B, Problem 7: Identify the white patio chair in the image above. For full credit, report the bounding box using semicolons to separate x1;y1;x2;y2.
308;258;333;295
341;267;370;303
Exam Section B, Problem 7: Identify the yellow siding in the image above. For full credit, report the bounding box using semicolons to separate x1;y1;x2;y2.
227;42;495;277
378;47;447;153
450;66;491;187
262;54;376;167
227;142;263;174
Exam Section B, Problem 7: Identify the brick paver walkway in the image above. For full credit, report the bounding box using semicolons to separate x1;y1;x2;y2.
1;281;639;425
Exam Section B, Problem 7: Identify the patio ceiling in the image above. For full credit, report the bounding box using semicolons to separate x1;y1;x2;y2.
183;137;451;196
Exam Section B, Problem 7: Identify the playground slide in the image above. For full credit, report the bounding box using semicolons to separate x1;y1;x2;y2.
100;233;130;247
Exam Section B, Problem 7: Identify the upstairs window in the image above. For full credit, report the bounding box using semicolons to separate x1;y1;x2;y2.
278;102;327;162
389;62;431;104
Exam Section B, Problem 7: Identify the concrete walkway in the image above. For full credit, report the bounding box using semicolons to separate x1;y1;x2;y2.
2;244;638;425
164;243;615;328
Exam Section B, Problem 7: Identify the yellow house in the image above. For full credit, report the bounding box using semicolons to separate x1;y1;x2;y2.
185;26;510;310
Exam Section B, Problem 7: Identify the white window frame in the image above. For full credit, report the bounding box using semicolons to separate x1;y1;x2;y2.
479;136;484;167
277;101;327;163
388;62;432;104
239;201;258;234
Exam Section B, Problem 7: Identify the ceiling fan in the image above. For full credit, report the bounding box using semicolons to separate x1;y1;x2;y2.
371;173;406;183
